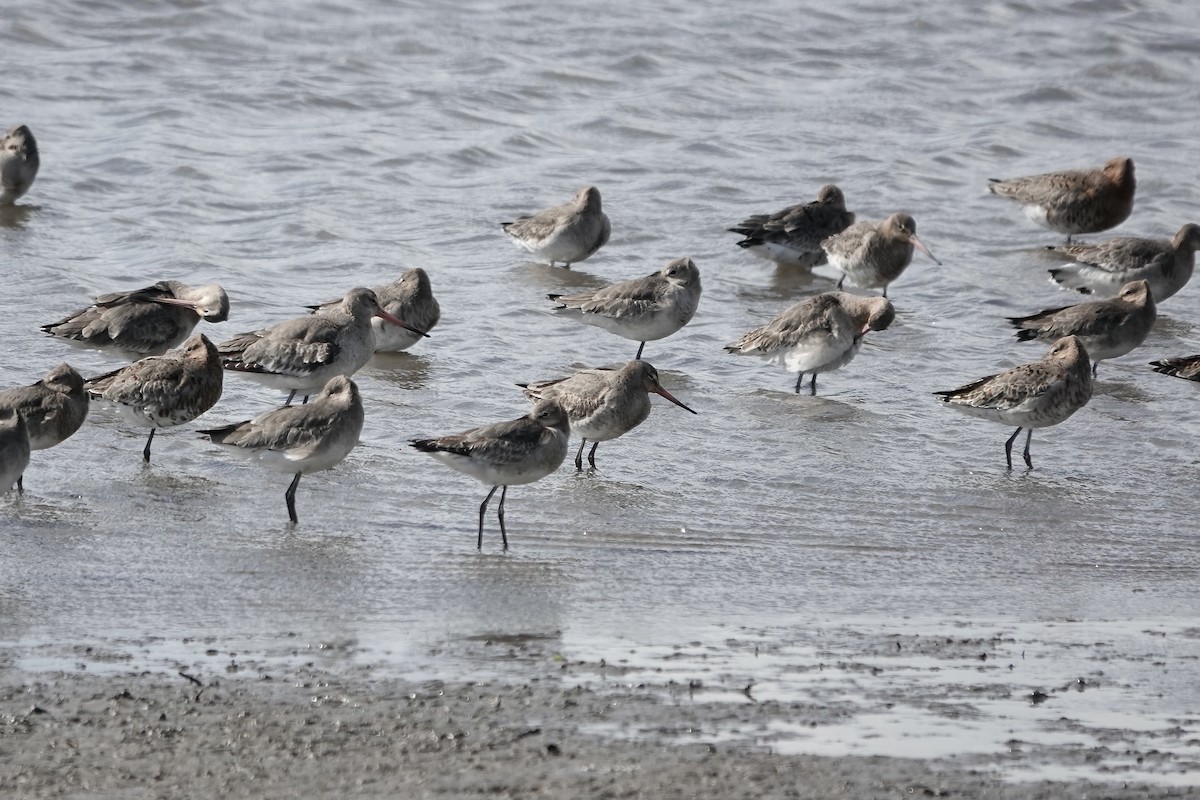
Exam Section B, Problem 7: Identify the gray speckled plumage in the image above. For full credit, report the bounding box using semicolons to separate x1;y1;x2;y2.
221;288;426;401
1009;280;1155;374
728;184;856;269
726;292;895;395
43;280;230;360
822;213;939;297
87;334;224;462
200;375;363;524
410;400;570;550
1048;223;1200;302
502;186;611;268
0;411;30;493
0;124;39;205
520;359;696;470
935;335;1093;469
988;157;1135;241
548;257;702;359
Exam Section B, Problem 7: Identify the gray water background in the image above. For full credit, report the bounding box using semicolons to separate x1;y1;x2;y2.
2;0;1199;777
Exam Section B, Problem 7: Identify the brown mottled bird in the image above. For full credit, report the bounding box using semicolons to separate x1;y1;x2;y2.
935;336;1093;469
988;157;1135;243
822;213;940;297
87;334;224;462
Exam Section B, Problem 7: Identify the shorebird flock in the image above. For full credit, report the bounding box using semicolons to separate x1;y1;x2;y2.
2;126;1197;547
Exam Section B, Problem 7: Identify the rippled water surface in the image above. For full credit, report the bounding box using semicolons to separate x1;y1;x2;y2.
2;0;1199;780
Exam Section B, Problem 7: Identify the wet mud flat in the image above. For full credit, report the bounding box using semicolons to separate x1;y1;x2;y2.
1;622;1196;799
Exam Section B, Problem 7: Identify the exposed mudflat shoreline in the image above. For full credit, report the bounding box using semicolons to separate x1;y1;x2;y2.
2;632;1193;799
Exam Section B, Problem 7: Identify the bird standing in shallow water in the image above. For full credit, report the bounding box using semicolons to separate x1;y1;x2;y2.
0;364;89;491
410;400;570;551
519;359;697;471
728;184;856;270
1048;223;1200;302
86;334;224;463
220;288;427;404
0;124;39;205
934;336;1092;470
502;186;611;268
42;281;230;361
0;412;30;494
200;375;363;525
725;292;895;395
987;157;1135;243
1008;280;1156;376
548;257;702;360
822;213;939;297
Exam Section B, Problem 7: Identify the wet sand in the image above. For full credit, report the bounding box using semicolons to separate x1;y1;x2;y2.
2;632;1192;799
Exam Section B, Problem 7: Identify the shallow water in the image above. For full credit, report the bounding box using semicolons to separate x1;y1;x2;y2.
2;0;1199;782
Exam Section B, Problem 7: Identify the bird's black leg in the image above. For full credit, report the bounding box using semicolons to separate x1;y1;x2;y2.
285;472;302;523
497;485;509;551
286;390;296;405
587;441;599;469
1022;429;1034;469
794;372;804;393
810;373;818;396
1092;361;1098;377
478;485;499;550
635;342;645;360
16;475;23;493
574;440;586;471
837;275;845;289
143;429;156;463
1004;427;1022;470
